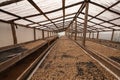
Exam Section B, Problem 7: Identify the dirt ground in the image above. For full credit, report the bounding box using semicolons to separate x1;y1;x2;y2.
76;37;120;64
31;36;117;80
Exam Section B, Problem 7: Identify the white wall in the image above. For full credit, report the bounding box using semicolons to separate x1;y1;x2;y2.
99;32;112;40
15;25;34;43
44;31;48;38
113;31;120;42
86;33;89;38
0;22;13;48
58;32;65;37
36;29;42;39
94;33;97;39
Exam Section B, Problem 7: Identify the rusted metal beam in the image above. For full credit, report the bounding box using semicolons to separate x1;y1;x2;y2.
82;0;89;47
10;22;17;44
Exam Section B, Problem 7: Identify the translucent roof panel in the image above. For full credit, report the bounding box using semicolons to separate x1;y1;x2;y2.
29;24;39;27
47;25;56;28
65;5;81;15
102;28;111;31
52;17;63;22
101;23;114;27
55;21;63;24
91;0;118;8
33;0;62;12
88;3;104;16
65;0;83;6
0;12;17;21
56;23;63;27
65;18;73;22
27;15;47;22
79;14;92;20
65;14;75;19
40;27;47;29
94;25;104;28
14;19;32;25
112;26;120;29
36;26;44;28
0;0;8;3
97;11;120;21
90;18;103;23
0;0;39;17
110;19;120;25
77;18;84;23
46;10;63;19
111;3;120;13
39;21;51;25
89;27;96;29
87;22;96;26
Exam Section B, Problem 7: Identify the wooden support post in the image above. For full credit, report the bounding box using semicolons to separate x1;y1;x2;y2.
97;31;99;39
11;22;17;44
89;32;91;38
52;32;53;36
50;31;52;37
75;18;77;40
42;29;44;39
92;32;94;39
33;27;36;41
50;31;51;37
47;31;49;38
71;23;73;38
51;31;52;36
111;29;115;41
82;0;89;46
68;27;70;37
65;30;67;36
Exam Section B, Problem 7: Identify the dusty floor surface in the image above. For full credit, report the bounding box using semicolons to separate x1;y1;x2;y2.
31;36;117;80
76;37;120;64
